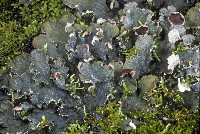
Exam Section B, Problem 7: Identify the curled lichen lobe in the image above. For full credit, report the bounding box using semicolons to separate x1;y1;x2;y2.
108;64;114;70
54;72;62;80
77;62;84;70
120;69;135;77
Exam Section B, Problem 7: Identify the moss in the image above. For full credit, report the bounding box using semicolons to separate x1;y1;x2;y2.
119;29;131;41
76;16;89;31
66;74;84;95
62;121;88;134
34;115;54;131
152;35;161;61
172;42;189;55
122;46;137;58
182;75;197;86
132;77;199;133
0;0;17;23
63;102;128;133
131;111;165;133
20;110;27;117
96;102;127;133
11;89;15;103
0;21;23;66
122;81;135;98
0;0;70;68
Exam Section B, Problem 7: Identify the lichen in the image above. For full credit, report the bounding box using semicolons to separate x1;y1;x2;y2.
185;3;200;28
0;1;199;133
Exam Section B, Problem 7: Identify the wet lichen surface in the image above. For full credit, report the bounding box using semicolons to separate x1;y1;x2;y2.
0;0;199;134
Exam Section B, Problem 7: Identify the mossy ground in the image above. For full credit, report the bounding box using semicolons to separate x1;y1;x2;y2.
0;0;69;71
64;77;199;134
